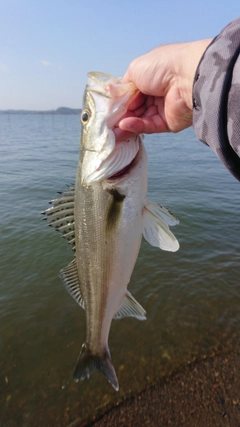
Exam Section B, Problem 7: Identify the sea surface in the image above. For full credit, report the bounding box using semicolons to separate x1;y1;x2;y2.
0;113;240;426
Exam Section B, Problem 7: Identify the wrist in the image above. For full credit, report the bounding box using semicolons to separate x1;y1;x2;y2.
179;39;213;110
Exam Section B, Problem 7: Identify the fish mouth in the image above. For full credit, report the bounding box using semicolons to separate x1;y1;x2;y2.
82;136;141;184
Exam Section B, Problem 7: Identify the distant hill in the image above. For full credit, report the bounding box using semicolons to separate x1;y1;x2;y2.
0;107;82;115
55;107;82;114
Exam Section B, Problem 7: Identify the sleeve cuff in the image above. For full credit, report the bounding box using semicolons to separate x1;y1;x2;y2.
193;18;240;181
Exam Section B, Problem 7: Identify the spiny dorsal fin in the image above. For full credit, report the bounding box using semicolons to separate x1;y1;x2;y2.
143;200;179;252
42;186;75;251
113;291;146;320
59;259;85;310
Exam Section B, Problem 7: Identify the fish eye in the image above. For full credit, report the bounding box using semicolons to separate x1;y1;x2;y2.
81;109;90;124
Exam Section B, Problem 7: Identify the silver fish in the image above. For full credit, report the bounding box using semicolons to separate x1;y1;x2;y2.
43;72;179;391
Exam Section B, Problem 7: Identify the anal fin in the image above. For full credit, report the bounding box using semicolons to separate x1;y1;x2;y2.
113;291;146;320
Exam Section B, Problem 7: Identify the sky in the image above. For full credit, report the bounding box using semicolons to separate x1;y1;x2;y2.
0;0;239;110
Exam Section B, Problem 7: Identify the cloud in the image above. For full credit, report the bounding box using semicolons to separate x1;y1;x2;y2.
41;60;54;67
0;64;7;72
40;60;62;70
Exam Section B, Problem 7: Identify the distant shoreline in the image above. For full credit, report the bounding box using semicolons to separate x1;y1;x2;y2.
0;107;82;115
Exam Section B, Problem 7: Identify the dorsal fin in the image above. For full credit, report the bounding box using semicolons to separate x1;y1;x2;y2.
42;186;75;251
59;259;85;309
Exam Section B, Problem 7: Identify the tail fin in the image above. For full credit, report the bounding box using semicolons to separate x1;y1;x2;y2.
73;343;119;391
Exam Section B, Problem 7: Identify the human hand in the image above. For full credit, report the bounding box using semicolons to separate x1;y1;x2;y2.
115;39;212;141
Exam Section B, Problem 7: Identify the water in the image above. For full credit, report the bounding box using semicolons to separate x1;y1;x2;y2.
0;113;240;426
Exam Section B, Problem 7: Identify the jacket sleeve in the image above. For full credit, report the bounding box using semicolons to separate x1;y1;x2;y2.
192;18;240;181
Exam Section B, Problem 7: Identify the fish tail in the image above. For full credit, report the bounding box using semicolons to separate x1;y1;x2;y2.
73;343;119;391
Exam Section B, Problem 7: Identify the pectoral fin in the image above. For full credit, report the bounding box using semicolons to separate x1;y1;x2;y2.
114;291;146;320
145;200;179;226
143;200;179;252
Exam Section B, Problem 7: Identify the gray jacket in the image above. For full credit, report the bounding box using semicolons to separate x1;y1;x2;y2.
193;18;240;181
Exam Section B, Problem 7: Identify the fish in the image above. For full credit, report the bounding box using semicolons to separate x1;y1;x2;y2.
43;72;179;391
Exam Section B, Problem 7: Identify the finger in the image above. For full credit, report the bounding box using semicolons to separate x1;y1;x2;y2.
114;101;148;128
113;127;137;142
119;115;169;134
119;117;145;134
127;92;147;110
122;70;131;84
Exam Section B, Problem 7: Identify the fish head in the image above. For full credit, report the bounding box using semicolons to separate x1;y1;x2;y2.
80;72;140;185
